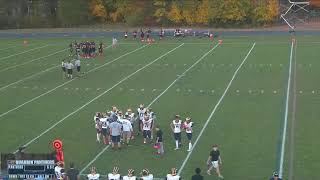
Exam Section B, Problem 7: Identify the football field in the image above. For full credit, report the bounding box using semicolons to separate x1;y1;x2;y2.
0;35;319;179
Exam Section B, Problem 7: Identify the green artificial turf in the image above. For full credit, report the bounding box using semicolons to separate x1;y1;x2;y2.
0;35;319;179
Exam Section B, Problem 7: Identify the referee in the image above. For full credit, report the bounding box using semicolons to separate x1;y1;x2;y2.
74;58;81;76
66;60;74;79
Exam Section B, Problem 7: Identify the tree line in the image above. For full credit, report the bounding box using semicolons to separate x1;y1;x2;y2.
1;0;319;29
90;0;280;27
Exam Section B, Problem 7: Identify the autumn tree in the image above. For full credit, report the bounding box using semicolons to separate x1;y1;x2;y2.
153;0;168;24
182;0;198;25
195;0;213;25
90;0;107;22
167;1;183;24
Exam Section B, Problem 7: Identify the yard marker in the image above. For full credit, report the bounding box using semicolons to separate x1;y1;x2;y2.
177;42;256;176
79;43;220;175
278;40;294;178
0;45;49;61
13;43;184;154
0;45;148;120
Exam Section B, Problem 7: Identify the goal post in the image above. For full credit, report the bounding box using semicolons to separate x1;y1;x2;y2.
280;0;310;29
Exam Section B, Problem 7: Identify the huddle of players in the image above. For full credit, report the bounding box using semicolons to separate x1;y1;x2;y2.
87;166;181;180
94;104;194;152
69;41;104;58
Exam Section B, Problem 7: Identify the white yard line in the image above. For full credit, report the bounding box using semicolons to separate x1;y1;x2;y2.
79;43;220;174
0;45;49;61
13;43;183;153
0;45;144;120
0;48;68;73
0;65;59;91
177;42;256;175
278;41;294;178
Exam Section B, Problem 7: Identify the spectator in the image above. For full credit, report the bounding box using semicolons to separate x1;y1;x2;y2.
191;168;203;180
269;172;282;180
66;162;80;180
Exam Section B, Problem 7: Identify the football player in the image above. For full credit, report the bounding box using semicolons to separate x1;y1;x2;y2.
141;115;153;144
141;169;153;180
61;59;66;78
112;37;118;48
94;112;102;143
165;168;181;180
69;42;73;56
171;115;182;150
137;104;146;135
98;42;103;56
87;167;100;180
147;108;156;139
100;113;110;145
123;169;136;180
121;114;133;145
108;166;121;180
183;117;193;151
126;109;135;139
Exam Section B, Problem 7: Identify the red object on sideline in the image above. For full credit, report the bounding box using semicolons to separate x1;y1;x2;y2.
56;149;64;162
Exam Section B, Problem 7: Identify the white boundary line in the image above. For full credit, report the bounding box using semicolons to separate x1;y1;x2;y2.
0;45;49;61
0;45;113;90
13;43;184;153
0;44;141;119
79;43;220;175
0;48;68;73
177;42;256;175
278;41;294;178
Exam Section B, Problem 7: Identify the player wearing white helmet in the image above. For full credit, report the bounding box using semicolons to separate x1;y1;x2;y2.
165;168;181;180
126;108;135;139
94;112;102;143
183;117;194;151
120;113;133;145
123;169;136;180
87;167;100;180
171;115;182;150
141;169;153;180
108;166;121;180
137;104;146;135
100;112;110;145
141;115;153;144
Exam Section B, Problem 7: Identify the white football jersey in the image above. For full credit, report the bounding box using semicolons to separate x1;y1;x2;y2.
123;176;136;180
87;173;100;180
120;119;133;132
142;119;153;131
184;122;193;133
54;166;63;180
172;120;182;133
137;108;146;120
100;117;109;129
166;174;180;180
108;173;120;180
141;174;153;180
